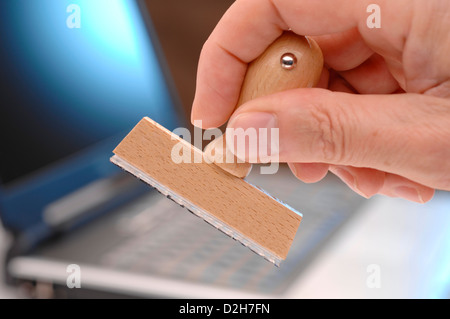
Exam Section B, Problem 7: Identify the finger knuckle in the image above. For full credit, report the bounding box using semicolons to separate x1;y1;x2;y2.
307;99;350;163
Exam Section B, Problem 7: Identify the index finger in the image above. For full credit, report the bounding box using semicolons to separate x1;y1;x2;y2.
191;0;409;128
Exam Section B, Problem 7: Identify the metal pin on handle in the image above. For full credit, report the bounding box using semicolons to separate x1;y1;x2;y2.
281;53;297;70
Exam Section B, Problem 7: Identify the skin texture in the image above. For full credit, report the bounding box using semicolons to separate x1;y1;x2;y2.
191;0;450;203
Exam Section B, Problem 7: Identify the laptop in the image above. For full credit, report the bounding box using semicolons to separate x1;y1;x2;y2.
1;0;449;299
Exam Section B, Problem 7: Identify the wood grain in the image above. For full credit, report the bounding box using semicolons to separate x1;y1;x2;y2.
205;32;324;178
113;117;302;261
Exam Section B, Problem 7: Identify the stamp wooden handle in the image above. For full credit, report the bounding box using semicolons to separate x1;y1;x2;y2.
204;31;324;178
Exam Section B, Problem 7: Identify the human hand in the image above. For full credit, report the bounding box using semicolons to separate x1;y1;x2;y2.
191;0;450;203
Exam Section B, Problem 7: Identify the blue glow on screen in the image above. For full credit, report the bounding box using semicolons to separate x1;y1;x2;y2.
0;0;182;230
3;0;178;143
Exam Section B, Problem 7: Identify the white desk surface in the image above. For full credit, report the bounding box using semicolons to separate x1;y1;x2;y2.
288;193;450;299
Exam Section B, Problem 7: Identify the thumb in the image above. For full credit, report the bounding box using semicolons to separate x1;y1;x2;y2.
226;88;450;191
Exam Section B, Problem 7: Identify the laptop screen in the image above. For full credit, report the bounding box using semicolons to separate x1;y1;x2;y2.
0;0;184;232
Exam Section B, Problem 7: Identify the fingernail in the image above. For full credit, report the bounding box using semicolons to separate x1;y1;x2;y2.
226;112;278;162
333;167;370;198
394;186;425;203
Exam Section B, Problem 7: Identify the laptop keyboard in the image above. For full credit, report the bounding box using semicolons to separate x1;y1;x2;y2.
99;166;366;295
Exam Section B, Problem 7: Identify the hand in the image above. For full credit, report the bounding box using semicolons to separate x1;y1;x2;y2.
191;0;450;203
